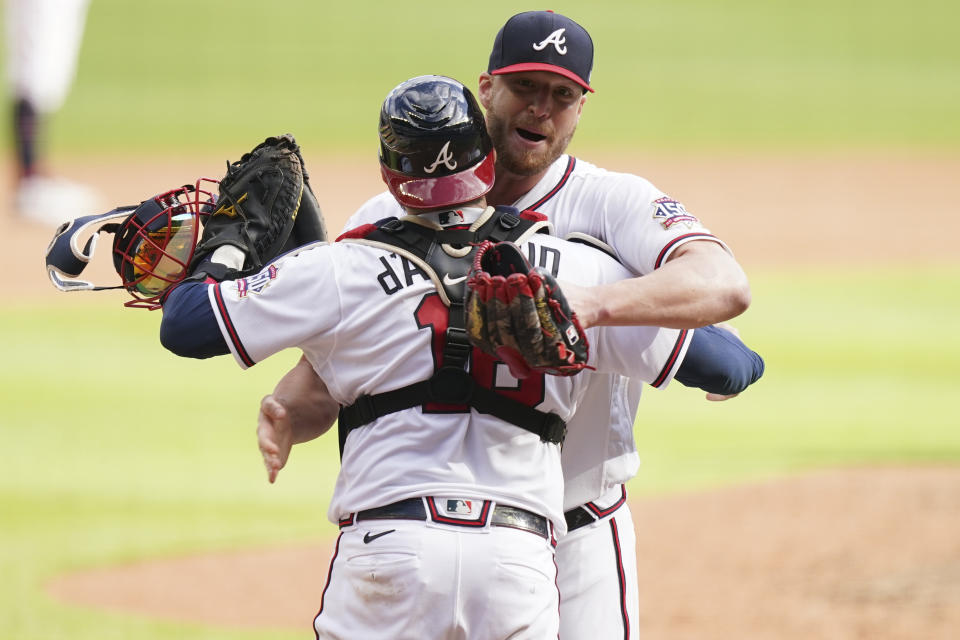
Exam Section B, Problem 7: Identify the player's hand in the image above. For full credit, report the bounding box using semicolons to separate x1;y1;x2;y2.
553;280;598;328
257;394;294;483
706;391;739;401
706;322;742;401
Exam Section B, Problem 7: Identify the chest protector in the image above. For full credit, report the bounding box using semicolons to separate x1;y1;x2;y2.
336;206;567;455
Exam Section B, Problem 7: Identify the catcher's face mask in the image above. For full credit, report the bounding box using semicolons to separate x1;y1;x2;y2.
45;179;218;310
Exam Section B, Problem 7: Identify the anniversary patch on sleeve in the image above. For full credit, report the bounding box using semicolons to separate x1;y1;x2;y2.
652;196;701;229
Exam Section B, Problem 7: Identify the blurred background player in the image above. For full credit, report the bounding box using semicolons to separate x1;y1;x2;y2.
5;0;99;224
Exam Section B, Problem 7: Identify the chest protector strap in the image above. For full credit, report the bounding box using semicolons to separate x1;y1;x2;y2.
336;207;566;456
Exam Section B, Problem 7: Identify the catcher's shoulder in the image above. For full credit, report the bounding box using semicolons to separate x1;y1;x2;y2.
522;232;625;279
525;230;608;254
273;239;332;263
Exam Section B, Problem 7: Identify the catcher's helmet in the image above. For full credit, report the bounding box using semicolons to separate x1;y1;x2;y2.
112;179;217;309
379;75;495;210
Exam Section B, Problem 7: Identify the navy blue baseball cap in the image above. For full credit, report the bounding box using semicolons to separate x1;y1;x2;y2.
487;10;594;93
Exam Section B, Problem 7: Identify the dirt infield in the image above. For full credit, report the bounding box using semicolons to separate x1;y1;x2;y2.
47;467;960;639
7;148;960;301
10;150;960;638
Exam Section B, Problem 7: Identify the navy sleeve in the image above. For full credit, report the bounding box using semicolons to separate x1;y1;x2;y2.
674;324;765;395
159;282;229;358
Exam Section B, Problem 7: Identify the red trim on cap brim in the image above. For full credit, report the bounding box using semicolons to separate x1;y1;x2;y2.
492;63;594;92
381;152;496;210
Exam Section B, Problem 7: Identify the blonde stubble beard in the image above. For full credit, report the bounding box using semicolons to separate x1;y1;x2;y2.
485;109;577;177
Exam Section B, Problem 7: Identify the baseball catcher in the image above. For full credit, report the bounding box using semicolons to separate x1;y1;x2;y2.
44;134;327;308
465;240;590;378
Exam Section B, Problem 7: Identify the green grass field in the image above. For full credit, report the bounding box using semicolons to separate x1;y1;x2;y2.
634;266;960;492
3;0;959;153
2;1;959;638
3;267;957;639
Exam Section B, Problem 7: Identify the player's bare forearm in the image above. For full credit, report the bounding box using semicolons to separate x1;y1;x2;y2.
568;241;751;329
272;354;339;443
258;354;338;483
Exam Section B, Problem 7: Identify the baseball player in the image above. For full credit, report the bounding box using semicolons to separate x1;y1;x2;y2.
160;75;762;639
6;0;99;223
261;10;755;639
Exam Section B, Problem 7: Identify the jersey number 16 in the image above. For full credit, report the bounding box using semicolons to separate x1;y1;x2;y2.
415;293;545;413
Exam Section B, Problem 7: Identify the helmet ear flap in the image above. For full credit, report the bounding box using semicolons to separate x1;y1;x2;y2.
112;178;218;309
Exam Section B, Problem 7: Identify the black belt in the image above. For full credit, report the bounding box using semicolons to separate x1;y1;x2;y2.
345;497;550;539
564;485;629;532
564;505;598;531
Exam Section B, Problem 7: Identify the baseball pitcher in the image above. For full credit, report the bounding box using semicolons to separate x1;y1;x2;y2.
267;12;758;639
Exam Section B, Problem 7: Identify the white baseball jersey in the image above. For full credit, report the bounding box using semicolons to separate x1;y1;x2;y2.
343;155;728;509
209;206;689;532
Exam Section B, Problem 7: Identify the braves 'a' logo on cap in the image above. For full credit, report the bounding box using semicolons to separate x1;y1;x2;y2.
533;28;568;55
424;141;458;174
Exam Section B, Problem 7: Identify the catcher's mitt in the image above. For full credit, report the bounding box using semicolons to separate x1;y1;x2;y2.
465;240;590;378
190;133;327;280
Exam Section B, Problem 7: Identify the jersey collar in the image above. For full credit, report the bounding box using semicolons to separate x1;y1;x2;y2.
511;155;572;211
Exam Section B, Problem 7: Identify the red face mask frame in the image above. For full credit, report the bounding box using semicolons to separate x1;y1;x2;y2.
112;178;219;310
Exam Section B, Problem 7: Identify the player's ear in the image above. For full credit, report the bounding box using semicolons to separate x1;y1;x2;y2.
477;73;494;109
